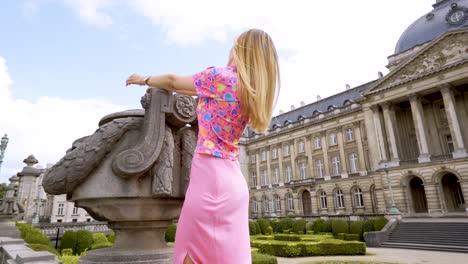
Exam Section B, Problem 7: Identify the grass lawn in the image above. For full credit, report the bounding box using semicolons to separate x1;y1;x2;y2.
301;261;399;264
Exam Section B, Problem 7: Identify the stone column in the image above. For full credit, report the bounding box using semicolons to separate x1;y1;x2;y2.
354;121;367;174
266;147;272;186
344;191;353;214
425;183;443;216
278;145;284;185
460;181;468;213
440;84;468;158
370;105;388;163
336;127;348;178
381;102;400;166
321;133;331;177
256;152;261;186
409;94;431;163
305;136;314;178
310;190;318;215
291;141;298;181
293;192;301;215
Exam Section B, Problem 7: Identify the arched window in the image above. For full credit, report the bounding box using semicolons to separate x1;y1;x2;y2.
335;189;344;208
298;115;306;121
328;105;336;111
286;193;294;211
274;195;281;212
320;191;328;209
312;110;321;116
353;188;364;208
252;197;258;213
343;100;354;106
263;196;270;213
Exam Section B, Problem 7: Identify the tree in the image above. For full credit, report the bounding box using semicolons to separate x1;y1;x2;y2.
0;183;7;198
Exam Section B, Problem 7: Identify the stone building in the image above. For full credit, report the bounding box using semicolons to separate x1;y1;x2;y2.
241;0;468;219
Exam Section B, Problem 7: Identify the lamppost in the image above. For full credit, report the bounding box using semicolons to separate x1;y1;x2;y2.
0;134;9;174
384;168;400;214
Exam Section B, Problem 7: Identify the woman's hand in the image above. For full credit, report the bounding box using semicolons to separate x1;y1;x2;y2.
126;73;146;86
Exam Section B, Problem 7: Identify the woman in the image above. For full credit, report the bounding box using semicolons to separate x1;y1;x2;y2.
126;28;280;264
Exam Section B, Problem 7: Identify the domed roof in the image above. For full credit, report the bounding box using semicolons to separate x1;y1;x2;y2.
395;0;468;54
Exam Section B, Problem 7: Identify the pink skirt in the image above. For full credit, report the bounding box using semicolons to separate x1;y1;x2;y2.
173;153;251;264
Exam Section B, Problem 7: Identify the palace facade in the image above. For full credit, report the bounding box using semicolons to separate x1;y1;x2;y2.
241;0;468;219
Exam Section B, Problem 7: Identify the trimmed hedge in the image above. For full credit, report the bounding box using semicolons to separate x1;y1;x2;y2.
336;233;345;240
252;253;278;264
266;226;273;235
350;221;364;239
344;234;360;241
273;234;302;241
257;219;272;235
91;242;113;250
28;243;59;255
363;219;375;233
276;217;294;233
323;220;333;233
61;248;73;256
165;224;177;242
374;217;389;231
58;255;80;264
249;221;258;235
305;221;314;231
254;222;262;235
16;223;52;247
76;230;93;255
60;231;77;253
332;220;349;235
313;219;325;234
107;231;116;244
92;233;108;245
270;220;279;233
292;219;307;234
251;239;366;257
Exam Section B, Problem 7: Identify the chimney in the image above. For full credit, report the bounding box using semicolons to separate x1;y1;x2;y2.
291;105;295;110
316;95;321;101
279;110;284;114
378;71;384;78
345;84;351;90
300;101;305;107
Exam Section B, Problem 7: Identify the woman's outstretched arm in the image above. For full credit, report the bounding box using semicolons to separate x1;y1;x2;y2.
126;73;197;96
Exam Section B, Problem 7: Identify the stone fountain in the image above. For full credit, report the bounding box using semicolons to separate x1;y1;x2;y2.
42;89;198;263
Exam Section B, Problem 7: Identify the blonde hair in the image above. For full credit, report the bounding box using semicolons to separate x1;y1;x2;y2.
231;29;280;133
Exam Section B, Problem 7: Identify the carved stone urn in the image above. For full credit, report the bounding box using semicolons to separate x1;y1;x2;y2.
42;89;198;263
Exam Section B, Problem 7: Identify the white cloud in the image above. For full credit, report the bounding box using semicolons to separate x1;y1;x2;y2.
63;0;113;28
0;57;127;183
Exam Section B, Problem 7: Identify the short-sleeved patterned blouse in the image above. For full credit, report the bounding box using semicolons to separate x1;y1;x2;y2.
192;66;249;160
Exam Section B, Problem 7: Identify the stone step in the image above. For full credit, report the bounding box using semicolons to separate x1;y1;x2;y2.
381;242;468;253
387;239;468;246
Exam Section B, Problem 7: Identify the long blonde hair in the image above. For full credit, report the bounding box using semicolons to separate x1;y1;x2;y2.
231;29;280;133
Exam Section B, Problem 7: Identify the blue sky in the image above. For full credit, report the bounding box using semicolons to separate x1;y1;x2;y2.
0;0;435;183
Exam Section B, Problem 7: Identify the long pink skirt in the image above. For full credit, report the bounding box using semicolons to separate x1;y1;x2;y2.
173;153;251;264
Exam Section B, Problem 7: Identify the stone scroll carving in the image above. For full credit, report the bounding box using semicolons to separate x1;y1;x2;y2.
152;126;175;197
178;127;197;196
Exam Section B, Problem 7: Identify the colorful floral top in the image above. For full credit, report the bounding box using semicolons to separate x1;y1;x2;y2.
192;66;249;160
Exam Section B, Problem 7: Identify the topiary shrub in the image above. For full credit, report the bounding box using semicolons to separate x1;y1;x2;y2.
350;221;364;239
292;219;307;234
265;226;273;235
363;219;375;233
165;224;177;242
16;223;52;247
60;230;77;253
344;234;360;241
322;219;333;232
332;220;349;235
276;217;293;233
107;231;116;243
273;234;302;241
92;233;108;245
91;242;113;250
28;243;59;255
336;233;345;240
270;220;279;233
252;253;278;264
313;219;324;234
305;221;314;231
75;230;93;255
256;219;272;235
249;221;258;235
374;217;389;231
254;221;262;235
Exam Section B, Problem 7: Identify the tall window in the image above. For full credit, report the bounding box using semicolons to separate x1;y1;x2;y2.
299;162;307;179
253;197;258;213
285;165;292;182
262;169;268;185
251;154;256;163
274;167;280;184
57;204;64;215
261;150;267;161
72;206;79;215
349;153;359;173
446;135;455;153
287;193;294;211
314;137;321;149
330;133;337;145
283;144;290;156
320;191;328;209
335;190;344;208
298;140;305;153
275;195;281;212
346;128;354;142
263;197;270;212
272;148;278;159
252;172;258;186
316;159;324;177
332;157;340;176
354;188;364;208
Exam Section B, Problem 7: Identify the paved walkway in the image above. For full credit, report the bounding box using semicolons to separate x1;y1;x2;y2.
277;247;468;264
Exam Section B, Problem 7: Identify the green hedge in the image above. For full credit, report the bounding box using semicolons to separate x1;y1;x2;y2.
107;231;116;243
276;217;294;233
28;243;59;255
60;231;77;253
61;248;73;256
165;224;177;242
332;220;349;235
363;219;375;233
16;223;52;247
305;221;314;231
58;255;80;264
273;234;302;241
344;234;360;241
374;217;389;231
92;233;108;245
91;242;113;250
249;221;258;235
252;253;278;264
350;221;364;240
336;233;345;240
257;219;272;235
323;220;333;233
270;220;279;233
251;239;366;257
313;219;324;234
292;219;307;234
76;230;93;255
254;222;262;235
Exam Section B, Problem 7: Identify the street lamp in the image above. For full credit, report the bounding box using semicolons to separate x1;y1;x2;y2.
384;168;400;214
0;134;9;174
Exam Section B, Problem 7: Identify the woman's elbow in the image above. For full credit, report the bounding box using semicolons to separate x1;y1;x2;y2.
167;74;177;92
